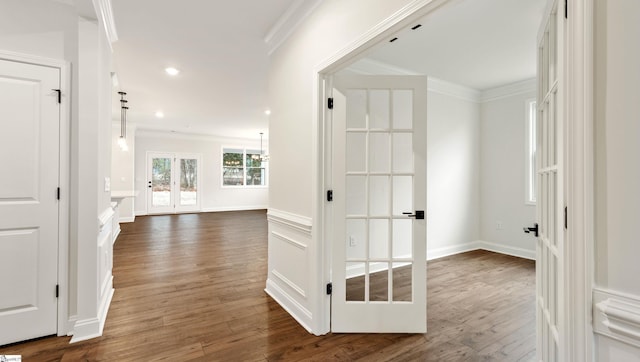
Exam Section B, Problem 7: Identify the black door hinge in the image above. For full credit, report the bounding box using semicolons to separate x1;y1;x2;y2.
328;98;334;109
55;284;59;298
564;206;568;229
57;187;60;200
565;0;568;18
52;89;61;104
327;190;333;202
326;283;332;295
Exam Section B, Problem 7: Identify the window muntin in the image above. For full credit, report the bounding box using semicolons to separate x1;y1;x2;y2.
223;148;267;187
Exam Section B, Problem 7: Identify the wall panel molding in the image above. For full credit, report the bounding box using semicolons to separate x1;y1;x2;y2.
267;208;312;235
594;288;640;348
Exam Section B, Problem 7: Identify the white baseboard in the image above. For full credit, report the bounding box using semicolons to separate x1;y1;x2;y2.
594;287;640;349
427;241;481;260
119;216;135;223
476;240;536;260
134;210;147;217
264;279;313;334
70;283;113;343
202;205;267;213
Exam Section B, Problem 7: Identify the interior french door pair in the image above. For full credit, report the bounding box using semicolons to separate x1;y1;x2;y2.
147;152;201;214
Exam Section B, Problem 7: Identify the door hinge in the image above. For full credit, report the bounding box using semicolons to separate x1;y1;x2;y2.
327;189;333;202
327;97;334;110
564;206;568;229
564;0;568;18
52;89;61;104
55;284;59;298
326;282;332;295
57;187;60;200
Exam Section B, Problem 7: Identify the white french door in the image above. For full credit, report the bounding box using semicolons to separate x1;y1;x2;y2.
330;75;427;333
147;152;201;214
536;0;565;360
0;58;60;345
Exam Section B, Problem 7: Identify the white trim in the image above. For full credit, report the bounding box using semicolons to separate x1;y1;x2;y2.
119;216;135;223
92;0;118;49
267;208;312;234
135;128;266;144
98;206;115;231
201;205;268;213
428;77;481;103
477;240;536;261
525;98;537;206
479;78;537;103
272;231;307;250
264;0;323;55
427;241;480;260
70;277;113;343
0;51;73;338
264;279;314;334
594;288;640;348
565;0;595;360
271;269;306;298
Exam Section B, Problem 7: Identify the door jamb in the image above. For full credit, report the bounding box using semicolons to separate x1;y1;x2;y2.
310;0;595;357
0;50;72;336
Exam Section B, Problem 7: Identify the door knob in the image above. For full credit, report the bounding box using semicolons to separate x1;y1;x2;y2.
523;223;539;237
402;210;425;220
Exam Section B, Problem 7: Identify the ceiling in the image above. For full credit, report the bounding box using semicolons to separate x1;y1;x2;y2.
110;0;545;140
349;0;546;90
110;0;300;139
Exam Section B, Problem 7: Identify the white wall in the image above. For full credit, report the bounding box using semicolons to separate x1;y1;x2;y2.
134;130;268;214
479;82;536;259
111;124;136;221
426;80;480;258
594;0;640;357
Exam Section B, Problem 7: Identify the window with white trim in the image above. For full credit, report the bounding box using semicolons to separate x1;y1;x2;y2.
526;100;537;204
222;148;267;187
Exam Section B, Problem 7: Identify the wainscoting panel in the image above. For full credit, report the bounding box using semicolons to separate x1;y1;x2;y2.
265;208;314;333
594;288;640;349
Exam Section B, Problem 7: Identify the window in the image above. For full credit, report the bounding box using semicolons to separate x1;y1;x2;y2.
526;100;537;204
222;148;267;186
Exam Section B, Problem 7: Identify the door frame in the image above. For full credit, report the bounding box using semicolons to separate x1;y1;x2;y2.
312;0;594;358
0;50;72;337
146;151;203;214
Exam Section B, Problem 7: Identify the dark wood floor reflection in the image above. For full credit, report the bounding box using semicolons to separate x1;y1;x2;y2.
0;211;535;361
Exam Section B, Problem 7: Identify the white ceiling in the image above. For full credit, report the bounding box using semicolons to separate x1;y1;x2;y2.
111;0;545;140
111;0;300;139
349;0;546;90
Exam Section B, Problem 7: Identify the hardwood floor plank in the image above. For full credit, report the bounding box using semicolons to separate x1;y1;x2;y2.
0;210;535;361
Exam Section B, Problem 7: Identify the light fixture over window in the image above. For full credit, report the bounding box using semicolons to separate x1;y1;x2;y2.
260;132;269;162
117;91;129;151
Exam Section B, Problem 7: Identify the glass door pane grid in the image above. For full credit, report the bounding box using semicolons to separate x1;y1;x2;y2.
345;87;415;304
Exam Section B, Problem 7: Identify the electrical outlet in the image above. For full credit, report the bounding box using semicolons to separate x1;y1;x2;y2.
496;221;503;230
349;236;357;247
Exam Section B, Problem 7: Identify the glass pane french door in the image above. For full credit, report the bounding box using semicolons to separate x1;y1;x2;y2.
331;75;427;333
147;153;201;214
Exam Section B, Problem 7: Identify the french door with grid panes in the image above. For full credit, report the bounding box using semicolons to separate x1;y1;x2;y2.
147;152;201;214
331;75;427;333
536;0;565;360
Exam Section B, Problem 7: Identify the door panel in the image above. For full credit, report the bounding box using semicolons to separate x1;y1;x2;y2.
331;75;427;333
148;153;174;214
0;59;60;345
536;0;564;360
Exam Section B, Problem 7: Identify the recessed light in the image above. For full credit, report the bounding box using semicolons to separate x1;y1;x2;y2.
165;67;180;76
155;111;165;118
264;109;271;116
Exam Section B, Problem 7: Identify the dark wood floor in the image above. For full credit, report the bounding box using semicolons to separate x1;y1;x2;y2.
0;210;535;361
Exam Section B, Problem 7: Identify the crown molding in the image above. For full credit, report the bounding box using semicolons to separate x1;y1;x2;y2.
344;58;421;76
265;0;323;56
93;0;118;49
479;78;536;103
427;77;481;103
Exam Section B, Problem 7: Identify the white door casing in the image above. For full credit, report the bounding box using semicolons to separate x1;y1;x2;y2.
0;59;60;345
536;0;565;360
331;75;427;333
147;152;202;214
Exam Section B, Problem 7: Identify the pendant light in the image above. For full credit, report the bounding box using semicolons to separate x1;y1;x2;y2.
117;91;129;151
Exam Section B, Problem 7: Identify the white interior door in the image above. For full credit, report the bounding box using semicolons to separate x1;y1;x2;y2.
0;58;60;345
536;0;564;360
331;75;427;333
147;152;201;214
